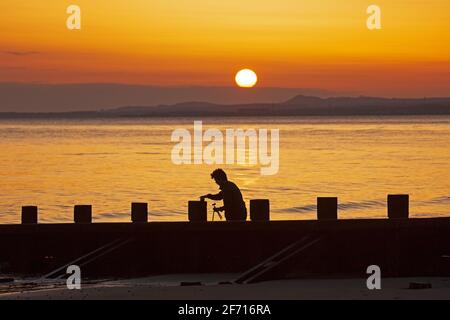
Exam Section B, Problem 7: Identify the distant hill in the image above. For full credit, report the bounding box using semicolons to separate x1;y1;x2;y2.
103;95;450;116
0;83;340;113
1;95;450;118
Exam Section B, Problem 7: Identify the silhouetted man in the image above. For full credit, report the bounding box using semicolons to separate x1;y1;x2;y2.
200;169;247;221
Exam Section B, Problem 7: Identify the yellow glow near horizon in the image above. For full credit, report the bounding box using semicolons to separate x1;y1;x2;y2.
235;69;258;88
0;0;449;96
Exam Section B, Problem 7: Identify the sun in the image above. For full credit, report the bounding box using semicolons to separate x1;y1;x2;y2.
235;69;258;88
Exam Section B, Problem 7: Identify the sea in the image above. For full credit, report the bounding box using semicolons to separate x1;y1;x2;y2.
0;116;449;223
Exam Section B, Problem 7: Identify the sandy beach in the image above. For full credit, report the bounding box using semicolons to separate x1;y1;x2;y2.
1;274;449;300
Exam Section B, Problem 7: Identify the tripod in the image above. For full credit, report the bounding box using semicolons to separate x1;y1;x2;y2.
212;203;223;221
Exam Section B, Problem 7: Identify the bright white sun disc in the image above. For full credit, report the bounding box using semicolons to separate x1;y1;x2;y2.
235;69;258;88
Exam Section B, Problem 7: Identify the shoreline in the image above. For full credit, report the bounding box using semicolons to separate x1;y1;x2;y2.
1;275;449;300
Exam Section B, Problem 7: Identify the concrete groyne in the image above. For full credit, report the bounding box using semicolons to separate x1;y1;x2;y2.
0;195;449;280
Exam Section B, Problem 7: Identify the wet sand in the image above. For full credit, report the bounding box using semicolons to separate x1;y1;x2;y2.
1;274;449;300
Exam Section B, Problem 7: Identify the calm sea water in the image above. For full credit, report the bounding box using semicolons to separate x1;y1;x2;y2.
0;116;449;224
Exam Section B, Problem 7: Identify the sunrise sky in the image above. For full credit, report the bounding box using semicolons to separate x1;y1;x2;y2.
1;0;449;97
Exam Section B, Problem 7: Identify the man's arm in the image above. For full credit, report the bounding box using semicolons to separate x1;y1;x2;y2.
200;191;223;201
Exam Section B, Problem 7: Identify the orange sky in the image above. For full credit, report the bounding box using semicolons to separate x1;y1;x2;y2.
1;0;449;97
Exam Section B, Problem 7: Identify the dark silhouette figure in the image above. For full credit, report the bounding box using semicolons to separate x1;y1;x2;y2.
200;169;247;221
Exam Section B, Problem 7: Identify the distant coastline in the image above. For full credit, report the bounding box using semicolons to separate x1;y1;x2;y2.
1;95;450;118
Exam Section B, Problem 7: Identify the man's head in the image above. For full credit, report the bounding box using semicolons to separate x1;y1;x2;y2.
211;169;228;186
